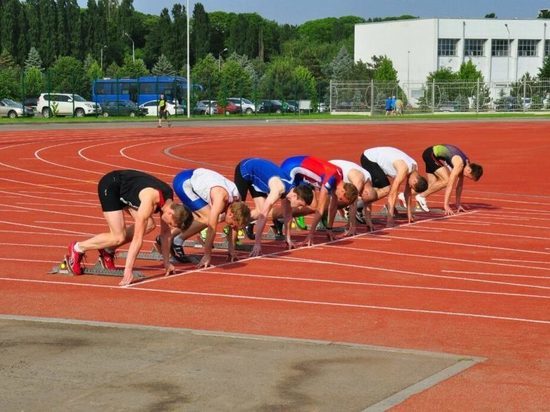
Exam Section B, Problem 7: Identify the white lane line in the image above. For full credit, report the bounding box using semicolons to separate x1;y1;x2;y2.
442;270;549;280
374;233;550;256
1;277;548;325
269;256;550;291
329;245;549;271
204;270;550;300
447;219;550;230
492;258;550;265
420;223;550;241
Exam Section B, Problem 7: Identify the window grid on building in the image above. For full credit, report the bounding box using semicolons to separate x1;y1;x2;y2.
545;40;550;56
464;39;485;56
438;39;458;56
492;39;510;57
518;39;539;57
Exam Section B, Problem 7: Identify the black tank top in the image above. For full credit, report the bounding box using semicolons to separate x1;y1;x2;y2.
117;170;173;212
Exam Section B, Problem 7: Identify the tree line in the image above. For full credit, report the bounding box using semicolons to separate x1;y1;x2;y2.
0;0;416;104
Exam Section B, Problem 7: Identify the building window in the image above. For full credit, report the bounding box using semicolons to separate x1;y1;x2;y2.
518;39;539;57
438;39;458;56
464;39;485;56
545;40;550;56
492;39;510;57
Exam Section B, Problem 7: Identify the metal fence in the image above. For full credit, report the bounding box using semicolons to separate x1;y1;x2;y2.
330;79;550;114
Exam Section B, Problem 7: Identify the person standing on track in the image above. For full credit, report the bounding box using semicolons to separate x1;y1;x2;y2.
167;168;251;268
234;158;314;257
280;155;358;245
66;169;193;286
360;146;428;227
157;94;171;128
414;144;483;215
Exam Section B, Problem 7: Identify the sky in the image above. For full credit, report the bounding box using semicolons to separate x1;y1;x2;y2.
78;0;550;24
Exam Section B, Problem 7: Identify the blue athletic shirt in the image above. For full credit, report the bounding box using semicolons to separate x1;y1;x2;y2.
239;158;294;195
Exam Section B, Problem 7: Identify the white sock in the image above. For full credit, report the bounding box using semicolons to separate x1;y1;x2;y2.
74;242;84;253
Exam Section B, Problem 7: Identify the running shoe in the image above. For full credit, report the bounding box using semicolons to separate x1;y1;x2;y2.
244;223;255;240
343;206;350;221
294;216;308;230
98;248;116;270
66;241;84;275
170;237;188;263
397;192;407;209
272;219;284;236
415;194;430;212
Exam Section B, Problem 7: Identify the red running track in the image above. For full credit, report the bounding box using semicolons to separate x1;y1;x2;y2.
0;120;549;410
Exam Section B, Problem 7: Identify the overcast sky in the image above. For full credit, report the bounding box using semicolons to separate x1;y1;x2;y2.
78;0;550;24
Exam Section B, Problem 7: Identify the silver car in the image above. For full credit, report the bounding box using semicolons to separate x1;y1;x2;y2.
0;98;34;118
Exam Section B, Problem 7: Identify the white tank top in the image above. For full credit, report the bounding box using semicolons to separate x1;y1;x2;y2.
362;147;417;177
329;159;371;183
190;168;239;205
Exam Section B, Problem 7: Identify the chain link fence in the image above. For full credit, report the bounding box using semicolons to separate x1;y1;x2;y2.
330;79;550;114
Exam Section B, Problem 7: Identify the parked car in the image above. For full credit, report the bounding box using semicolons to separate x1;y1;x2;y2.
23;97;38;113
228;97;256;114
0;98;34;118
139;100;184;117
257;99;285;113
193;100;218;115
219;100;241;114
102;100;147;117
37;93;101;117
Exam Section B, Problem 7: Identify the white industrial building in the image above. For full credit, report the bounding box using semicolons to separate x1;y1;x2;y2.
354;18;550;103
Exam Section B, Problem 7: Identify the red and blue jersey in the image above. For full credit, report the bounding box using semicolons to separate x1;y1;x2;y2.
280;155;343;193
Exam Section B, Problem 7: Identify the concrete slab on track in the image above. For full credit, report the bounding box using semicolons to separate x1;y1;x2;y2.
0;317;481;411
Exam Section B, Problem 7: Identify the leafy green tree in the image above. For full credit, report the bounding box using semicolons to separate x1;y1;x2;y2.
24;67;45;98
373;56;398;81
25;47;44;72
120;55;149;78
152;54;176;76
218;58;253;102
292;65;317;105
538;9;550;19
105;61;122;78
191;53;220;99
38;0;59;67
259;57;295;98
538;56;550;79
49;56;86;96
0;49;18;70
0;67;20;99
193;3;211;64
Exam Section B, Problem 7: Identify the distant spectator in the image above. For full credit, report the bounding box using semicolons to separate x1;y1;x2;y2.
395;98;404;115
385;96;393;115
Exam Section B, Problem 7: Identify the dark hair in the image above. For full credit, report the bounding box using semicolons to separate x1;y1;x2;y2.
294;183;314;206
469;163;483;181
172;203;194;231
413;175;428;193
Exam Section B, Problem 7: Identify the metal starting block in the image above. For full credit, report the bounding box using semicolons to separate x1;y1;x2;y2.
314;223;346;232
262;227;285;241
118;247;202;264
49;259;144;279
183;239;253;252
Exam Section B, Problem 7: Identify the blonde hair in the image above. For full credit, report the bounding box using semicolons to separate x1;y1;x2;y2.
229;201;251;227
172;203;193;230
343;182;359;203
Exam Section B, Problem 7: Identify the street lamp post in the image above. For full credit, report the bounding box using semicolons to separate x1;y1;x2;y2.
186;0;190;118
407;50;410;101
124;32;135;63
100;45;107;72
218;47;228;71
504;23;511;83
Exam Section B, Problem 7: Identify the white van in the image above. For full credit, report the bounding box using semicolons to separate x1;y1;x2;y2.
37;93;101;117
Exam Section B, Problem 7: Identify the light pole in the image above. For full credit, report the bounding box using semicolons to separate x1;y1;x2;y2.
187;0;190;118
124;32;135;63
218;47;228;71
100;45;107;73
407;50;410;101
504;23;511;83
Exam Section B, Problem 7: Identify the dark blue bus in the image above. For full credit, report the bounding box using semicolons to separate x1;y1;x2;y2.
92;76;194;106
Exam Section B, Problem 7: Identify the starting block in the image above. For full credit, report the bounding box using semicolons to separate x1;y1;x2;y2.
49;259;144;279
183;239;253;252
118;247;202;264
262;227;285;241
